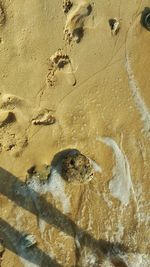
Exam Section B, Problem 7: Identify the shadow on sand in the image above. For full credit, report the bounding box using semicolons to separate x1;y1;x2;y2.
0;166;128;267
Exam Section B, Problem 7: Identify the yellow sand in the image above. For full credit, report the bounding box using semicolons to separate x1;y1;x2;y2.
0;0;150;266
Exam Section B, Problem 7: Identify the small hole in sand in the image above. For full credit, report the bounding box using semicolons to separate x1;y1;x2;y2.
73;27;84;43
141;7;150;31
109;19;117;30
109;18;120;35
57;59;68;69
87;4;92;16
70;159;74;165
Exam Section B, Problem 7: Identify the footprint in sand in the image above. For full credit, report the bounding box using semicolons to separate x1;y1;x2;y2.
47;49;76;86
0;94;28;155
0;111;28;153
0;2;6;26
31;109;56;126
64;1;92;43
0;94;19;127
0;129;28;153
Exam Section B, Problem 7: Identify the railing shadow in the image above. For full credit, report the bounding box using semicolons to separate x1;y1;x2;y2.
0;218;62;267
0;167;128;267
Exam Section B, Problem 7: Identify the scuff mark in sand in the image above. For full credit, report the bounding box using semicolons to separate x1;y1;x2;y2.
126;55;150;136
97;137;134;205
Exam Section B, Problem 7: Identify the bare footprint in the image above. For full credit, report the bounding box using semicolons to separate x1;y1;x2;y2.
0;122;28;153
64;1;92;43
0;2;5;26
2;133;28;153
47;49;76;86
31;109;56;125
0;94;28;155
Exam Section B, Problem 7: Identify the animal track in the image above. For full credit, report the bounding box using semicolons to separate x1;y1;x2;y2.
47;49;76;86
63;0;73;14
0;2;5;26
32;109;56;125
64;1;92;43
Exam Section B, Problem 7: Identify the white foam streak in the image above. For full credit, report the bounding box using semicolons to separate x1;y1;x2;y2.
126;56;150;135
98;137;132;205
28;166;70;214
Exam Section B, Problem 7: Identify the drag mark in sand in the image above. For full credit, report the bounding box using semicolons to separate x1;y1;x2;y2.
126;55;150;136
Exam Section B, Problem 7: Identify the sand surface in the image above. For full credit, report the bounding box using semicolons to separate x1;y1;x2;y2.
0;0;150;266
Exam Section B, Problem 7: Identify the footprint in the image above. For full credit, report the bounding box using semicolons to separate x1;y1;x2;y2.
0;135;28;155
31;109;56;125
64;1;92;43
63;0;73;14
0;94;28;154
0;94;23;110
0;128;28;154
0;110;16;127
47;49;76;86
0;2;5;26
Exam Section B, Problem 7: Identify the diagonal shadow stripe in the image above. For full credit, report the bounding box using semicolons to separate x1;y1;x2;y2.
0;167;128;267
0;218;62;267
